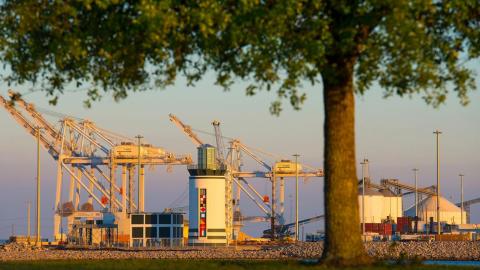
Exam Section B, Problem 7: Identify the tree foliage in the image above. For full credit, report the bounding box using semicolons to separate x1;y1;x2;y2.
2;1;479;265
1;1;478;111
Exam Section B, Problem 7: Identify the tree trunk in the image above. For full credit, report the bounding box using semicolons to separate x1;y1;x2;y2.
321;58;372;266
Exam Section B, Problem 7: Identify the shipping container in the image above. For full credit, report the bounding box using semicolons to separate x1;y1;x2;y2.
361;223;383;233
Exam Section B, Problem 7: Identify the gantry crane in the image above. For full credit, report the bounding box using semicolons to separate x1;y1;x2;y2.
169;114;324;241
1;91;192;240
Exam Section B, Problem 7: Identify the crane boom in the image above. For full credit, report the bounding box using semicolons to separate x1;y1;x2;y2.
232;140;272;171
212;120;226;163
8;90;60;140
169;114;204;147
0;95;60;158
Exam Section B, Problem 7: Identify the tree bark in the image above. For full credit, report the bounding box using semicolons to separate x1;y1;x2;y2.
321;58;372;266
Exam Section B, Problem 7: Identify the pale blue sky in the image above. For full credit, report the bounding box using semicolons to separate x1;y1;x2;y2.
0;62;479;238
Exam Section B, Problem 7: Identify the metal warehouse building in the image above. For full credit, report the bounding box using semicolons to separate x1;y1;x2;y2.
130;212;184;247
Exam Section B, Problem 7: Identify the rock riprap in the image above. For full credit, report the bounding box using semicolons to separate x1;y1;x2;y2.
1;241;479;261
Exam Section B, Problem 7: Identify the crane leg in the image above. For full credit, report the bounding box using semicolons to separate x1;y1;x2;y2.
235;181;241;213
280;177;285;224
67;165;75;231
139;165;145;212
68;166;75;202
53;159;63;241
121;166;127;217
88;167;94;205
109;163;116;212
74;168;81;210
128;166;134;213
271;175;276;240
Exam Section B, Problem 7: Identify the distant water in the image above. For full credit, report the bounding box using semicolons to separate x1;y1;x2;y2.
424;261;480;266
0;239;7;244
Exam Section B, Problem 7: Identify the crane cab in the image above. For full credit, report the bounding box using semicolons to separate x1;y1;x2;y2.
274;160;302;174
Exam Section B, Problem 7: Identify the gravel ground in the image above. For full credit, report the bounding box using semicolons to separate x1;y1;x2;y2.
1;241;480;261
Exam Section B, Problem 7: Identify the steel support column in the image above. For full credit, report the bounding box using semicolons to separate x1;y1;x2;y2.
74;168;81;210
280;177;285;222
271;174;276;240
128;166;134;213
122;166;127;216
109;154;116;212
88;167;94;205
53;157;64;241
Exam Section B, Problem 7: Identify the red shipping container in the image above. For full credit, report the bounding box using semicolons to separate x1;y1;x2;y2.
362;223;384;233
385;224;392;234
377;223;393;236
396;217;414;234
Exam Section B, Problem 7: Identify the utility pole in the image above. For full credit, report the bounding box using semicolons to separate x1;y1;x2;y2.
360;159;368;242
413;168;419;218
460;174;464;225
135;135;143;213
293;154;300;242
433;130;442;235
27;201;31;244
35;127;43;245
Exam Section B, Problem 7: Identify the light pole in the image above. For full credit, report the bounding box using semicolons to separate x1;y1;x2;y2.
433;130;442;235
293;154;300;242
413;168;419;218
360;159;368;242
460;174;464;225
135;135;143;213
35;127;43;246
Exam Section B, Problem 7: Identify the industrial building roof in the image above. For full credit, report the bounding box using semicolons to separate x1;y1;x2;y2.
379;189;399;197
358;186;383;196
404;195;461;216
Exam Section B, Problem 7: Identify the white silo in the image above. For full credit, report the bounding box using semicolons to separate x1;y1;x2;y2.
188;144;227;246
358;186;384;223
404;196;466;225
379;189;403;221
358;187;404;223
